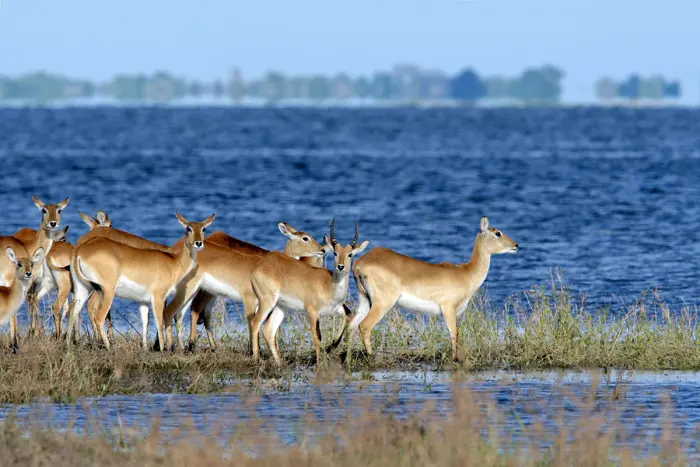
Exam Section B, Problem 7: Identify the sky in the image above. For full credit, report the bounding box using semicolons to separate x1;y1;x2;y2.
0;0;697;103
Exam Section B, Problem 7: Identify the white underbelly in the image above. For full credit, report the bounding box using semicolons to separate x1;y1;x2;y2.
396;293;442;316
115;276;151;303
319;303;346;318
201;273;242;301
456;298;470;317
277;293;304;313
36;268;56;290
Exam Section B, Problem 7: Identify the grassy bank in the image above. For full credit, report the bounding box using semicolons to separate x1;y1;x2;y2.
0;276;698;402
0;379;692;466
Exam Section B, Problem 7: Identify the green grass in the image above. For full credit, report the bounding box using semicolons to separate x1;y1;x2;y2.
274;272;700;372
1;272;698;402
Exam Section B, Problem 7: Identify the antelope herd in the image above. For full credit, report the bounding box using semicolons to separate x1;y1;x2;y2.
0;196;519;364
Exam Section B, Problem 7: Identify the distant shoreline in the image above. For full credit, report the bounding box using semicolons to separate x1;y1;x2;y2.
0;99;695;109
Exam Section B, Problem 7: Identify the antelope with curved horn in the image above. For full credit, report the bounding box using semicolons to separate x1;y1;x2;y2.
66;212;215;351
0;247;45;350
6;195;69;337
249;219;369;365
161;222;332;352
350;216;518;361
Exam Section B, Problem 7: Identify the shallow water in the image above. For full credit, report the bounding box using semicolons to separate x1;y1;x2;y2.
2;370;699;458
2;107;700;322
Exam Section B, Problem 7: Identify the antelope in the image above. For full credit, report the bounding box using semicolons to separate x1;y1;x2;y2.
74;210;171;344
249;219;369;365
42;226;73;338
161;222;332;352
74;215;269;349
65;212;214;351
79;210;112;231
5;196;69;337
14;212;112;340
350;216;518;362
0;247;45;350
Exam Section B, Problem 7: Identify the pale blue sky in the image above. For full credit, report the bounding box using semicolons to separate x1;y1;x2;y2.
0;0;697;102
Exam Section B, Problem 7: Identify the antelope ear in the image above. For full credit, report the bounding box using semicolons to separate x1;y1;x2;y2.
32;247;45;263
278;222;296;239
202;213;216;228
480;216;489;233
79;211;98;230
323;234;333;248
352;240;370;255
32;195;45;210
58;197;70;209
55;226;69;242
96;210;111;227
175;212;189;229
5;247;16;265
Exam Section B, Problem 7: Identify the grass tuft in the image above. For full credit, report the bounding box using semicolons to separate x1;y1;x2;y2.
0;272;697;402
0;379;694;466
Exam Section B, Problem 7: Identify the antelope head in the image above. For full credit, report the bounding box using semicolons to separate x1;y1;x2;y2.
478;217;519;255
33;195;70;234
324;218;369;274
176;212;215;251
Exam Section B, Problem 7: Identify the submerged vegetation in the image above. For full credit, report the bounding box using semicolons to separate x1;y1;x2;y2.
0;275;698;403
0;377;694;466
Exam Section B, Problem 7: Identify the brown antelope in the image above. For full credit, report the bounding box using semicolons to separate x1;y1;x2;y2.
0;247;45;350
51;209;115;334
249;219;369;365
161;222;331;352
350;216;518;361
73;214;259;348
78;210;112;231
5;196;69;336
43;226;73;338
74;210;172;344
13;212;112;340
65;212;214;351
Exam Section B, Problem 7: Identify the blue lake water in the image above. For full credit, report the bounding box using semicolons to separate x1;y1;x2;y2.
1;107;700;457
2;106;700;320
2;370;699;459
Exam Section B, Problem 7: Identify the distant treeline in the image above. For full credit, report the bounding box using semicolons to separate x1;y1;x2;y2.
0;65;683;104
595;75;681;101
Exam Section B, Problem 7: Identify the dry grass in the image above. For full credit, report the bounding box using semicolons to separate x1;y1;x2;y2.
0;376;694;466
0;336;258;403
332;275;700;372
0;273;697;402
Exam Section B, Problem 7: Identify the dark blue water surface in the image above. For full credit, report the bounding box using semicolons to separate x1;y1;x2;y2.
2;107;700;458
2;371;699;459
2;106;700;318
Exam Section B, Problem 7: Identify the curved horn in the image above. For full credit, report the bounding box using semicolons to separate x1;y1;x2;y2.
329;217;338;246
351;222;359;247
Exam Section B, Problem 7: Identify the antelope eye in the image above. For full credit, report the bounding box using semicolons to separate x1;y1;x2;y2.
41;208;48;214
57;209;62;214
495;232;502;237
333;252;338;257
348;253;353;258
302;236;309;242
202;227;206;232
187;226;193;233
